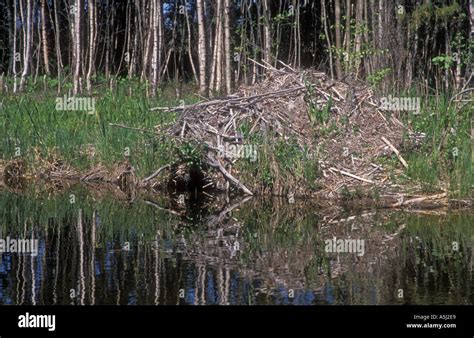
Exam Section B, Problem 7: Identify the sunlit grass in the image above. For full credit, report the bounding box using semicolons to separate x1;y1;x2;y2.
399;93;472;197
0;79;198;176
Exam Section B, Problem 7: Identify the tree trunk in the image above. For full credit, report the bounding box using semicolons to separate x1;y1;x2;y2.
19;0;33;92
184;0;198;83
141;0;151;81
321;0;334;79
105;0;112;79
469;0;474;78
86;0;96;92
12;0;18;92
354;0;363;75
128;2;139;79
72;0;82;95
150;0;163;96
53;0;63;89
197;0;208;96
41;0;51;76
262;0;271;66
344;0;352;72
210;0;222;93
334;0;343;79
224;0;232;94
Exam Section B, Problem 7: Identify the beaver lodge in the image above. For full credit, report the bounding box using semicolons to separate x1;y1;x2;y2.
144;62;449;207
0;63;470;209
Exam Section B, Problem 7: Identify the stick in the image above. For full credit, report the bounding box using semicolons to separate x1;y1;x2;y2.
109;123;160;135
205;195;253;227
331;87;344;100
248;57;282;73
381;136;408;169
180;121;187;138
329;167;374;184
206;154;253;195
150;86;305;112
277;60;297;72
390;193;447;208
370;163;383;170
143;199;182;216
142;164;171;184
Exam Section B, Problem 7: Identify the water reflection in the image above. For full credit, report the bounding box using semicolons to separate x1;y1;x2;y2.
0;189;472;305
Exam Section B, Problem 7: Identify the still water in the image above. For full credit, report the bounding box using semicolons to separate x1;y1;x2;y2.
0;187;472;305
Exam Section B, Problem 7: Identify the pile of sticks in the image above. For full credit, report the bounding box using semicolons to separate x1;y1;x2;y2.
150;61;412;197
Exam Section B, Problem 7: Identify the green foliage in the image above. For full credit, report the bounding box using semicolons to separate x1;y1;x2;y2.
367;68;391;87
411;2;461;25
177;142;204;169
274;139;300;172
434;3;461;21
273;10;293;25
432;54;456;70
304;80;332;125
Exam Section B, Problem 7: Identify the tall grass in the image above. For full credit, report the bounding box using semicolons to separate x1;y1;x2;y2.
400;93;472;197
0;78;198;176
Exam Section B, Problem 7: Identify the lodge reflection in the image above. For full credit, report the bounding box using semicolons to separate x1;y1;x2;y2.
0;195;472;305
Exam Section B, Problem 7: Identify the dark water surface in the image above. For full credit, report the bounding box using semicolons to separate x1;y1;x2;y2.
0;188;472;305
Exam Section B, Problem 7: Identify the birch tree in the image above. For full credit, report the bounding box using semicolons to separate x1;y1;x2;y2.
11;0;18;92
53;0;63;86
334;0;343;78
210;0;223;93
150;0;163;96
40;0;50;76
470;0;474;76
19;0;33;92
262;0;272;66
86;0;96;92
197;0;208;95
72;0;81;95
224;0;232;94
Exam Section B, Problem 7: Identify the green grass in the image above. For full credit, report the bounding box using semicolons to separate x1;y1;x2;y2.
400;93;473;197
0;78;199;177
234;136;321;192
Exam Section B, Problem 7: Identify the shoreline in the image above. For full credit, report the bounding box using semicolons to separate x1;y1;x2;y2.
1;158;471;211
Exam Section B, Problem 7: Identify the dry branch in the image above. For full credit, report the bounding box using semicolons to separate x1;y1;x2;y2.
381;136;408;169
329;167;374;184
207;154;253;195
143;164;172;184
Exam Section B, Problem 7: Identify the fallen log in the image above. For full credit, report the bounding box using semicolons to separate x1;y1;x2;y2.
390;192;447;208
